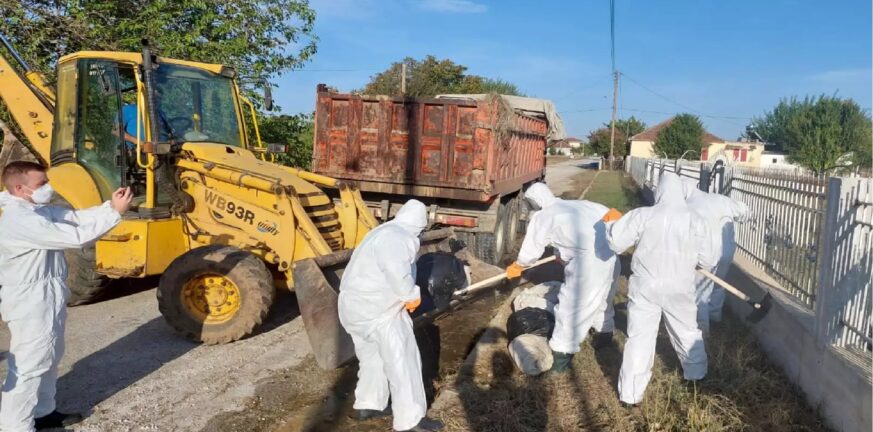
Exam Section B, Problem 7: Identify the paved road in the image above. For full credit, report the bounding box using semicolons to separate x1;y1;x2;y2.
0;286;311;432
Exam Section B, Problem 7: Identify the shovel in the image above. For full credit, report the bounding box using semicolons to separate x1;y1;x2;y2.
697;268;772;322
412;255;558;324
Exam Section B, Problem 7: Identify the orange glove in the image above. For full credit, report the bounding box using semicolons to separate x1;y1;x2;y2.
506;262;525;279
405;298;421;313
602;208;623;222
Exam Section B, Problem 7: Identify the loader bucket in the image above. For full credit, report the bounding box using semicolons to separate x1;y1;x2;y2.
293;258;354;370
295;228;457;370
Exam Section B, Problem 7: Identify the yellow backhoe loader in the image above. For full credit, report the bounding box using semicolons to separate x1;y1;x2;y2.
0;36;385;368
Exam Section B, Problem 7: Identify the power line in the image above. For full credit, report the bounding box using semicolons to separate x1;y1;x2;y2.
292;68;377;72
620;73;751;124
558;107;612;114
552;76;614;102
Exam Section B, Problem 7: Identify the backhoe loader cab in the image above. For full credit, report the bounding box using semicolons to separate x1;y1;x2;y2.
1;40;378;348
51;52;250;201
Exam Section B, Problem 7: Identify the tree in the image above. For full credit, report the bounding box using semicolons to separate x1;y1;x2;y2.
258;113;314;170
588;128;623;158
0;0;317;160
654;114;705;159
361;56;523;97
585;117;645;158
0;0;317;95
570;145;585;156
752;96;872;174
612;116;647;139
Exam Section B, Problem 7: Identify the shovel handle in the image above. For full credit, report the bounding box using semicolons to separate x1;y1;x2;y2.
696;268;751;302
451;255;558;297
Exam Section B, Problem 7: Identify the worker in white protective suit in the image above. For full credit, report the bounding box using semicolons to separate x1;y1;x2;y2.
680;178;750;333
337;199;443;432
507;183;622;372
607;172;717;406
0;161;131;432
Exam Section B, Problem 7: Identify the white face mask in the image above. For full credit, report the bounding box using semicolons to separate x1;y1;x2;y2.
25;183;54;205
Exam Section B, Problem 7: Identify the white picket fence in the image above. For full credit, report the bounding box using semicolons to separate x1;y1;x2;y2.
626;156;872;353
815;177;872;352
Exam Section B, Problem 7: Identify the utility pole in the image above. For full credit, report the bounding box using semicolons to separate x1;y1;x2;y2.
401;62;407;95
608;0;618;170
608;70;619;170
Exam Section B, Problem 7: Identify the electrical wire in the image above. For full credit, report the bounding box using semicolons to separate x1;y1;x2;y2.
620;73;751;124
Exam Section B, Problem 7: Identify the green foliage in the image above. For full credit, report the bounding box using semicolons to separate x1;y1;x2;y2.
587;128;626;158
653;114;705;159
753;95;872;174
610;116;647;138
570;145;585;156
258;113;314;170
0;0;317;95
362;56;523;97
586;117;646;158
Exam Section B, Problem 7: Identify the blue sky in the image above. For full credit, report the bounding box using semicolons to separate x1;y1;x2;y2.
273;0;872;140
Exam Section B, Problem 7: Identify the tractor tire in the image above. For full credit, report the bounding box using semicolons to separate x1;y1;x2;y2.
48;195;112;306
65;245;111;306
157;245;275;345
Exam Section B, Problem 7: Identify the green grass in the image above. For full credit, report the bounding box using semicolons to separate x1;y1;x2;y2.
583;171;644;213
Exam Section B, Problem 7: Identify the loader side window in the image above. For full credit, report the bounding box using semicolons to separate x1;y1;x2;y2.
75;60;124;200
51;62;79;155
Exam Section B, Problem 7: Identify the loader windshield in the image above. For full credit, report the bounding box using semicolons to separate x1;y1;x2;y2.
154;64;242;147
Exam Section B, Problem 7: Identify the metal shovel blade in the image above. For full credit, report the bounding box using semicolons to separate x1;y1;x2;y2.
293;258;356;370
746;292;773;323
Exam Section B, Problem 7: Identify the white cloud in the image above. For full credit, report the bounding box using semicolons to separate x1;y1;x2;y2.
419;0;488;14
809;68;872;84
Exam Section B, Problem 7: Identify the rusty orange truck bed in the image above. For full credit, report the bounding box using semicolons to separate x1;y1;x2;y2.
312;85;558;263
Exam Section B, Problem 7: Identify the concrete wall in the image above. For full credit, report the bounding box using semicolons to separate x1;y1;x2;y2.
724;255;872;432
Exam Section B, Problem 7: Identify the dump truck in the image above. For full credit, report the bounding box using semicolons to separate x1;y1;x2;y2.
311;84;566;264
0;37;380;352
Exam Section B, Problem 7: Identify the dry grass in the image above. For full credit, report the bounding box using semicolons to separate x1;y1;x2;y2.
436;278;830;432
434;174;830;431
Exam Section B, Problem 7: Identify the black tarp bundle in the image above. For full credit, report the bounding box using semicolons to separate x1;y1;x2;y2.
506;307;555;340
413;252;468;317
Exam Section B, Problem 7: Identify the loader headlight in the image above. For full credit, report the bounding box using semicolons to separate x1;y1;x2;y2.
265;143;288;154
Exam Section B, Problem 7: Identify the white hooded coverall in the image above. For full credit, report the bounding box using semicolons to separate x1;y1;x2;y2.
607;173;717;405
337;200;428;431
681;178;750;331
517;183;618;354
0;192;121;432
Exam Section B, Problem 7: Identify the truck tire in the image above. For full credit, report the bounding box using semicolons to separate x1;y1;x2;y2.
48;196;112;306
506;196;521;246
157;245;275;345
466;202;508;265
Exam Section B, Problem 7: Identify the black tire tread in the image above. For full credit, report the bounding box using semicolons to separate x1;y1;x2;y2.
157;245;275;345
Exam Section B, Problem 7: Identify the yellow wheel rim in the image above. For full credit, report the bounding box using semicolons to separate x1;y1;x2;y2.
181;274;241;324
